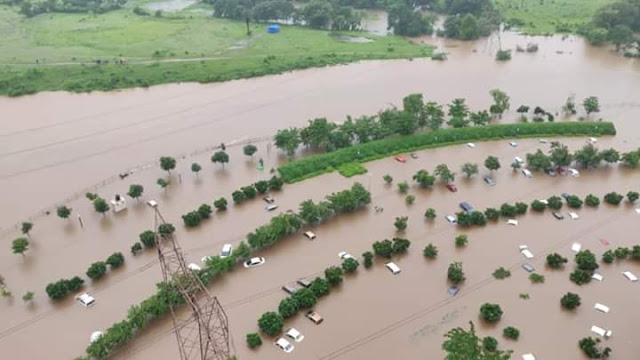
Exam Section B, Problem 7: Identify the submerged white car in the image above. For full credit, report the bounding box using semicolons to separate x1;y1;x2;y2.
285;328;305;342
275;338;294;353
220;244;233;258
244;257;266;268
76;293;96;307
338;251;355;260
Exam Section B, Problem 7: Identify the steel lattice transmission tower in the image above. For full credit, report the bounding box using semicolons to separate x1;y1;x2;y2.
150;202;231;360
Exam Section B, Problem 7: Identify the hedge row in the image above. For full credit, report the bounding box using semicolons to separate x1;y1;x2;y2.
278;122;616;183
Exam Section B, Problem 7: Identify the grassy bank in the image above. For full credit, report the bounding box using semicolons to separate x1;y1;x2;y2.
0;5;432;96
278;122;617;183
493;0;615;35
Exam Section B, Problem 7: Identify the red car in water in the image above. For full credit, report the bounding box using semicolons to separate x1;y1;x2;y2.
395;156;406;163
446;184;458;192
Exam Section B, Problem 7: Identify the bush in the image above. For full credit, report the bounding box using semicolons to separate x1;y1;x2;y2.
398;182;409;193
627;191;639;203
423;244;438;258
254;180;269;194
484;207;500;220
531;200;546;212
362;251;374;268
106;252;125;269
566;195;583;208
337;162;367;177
242;186;257;199
214;197;228;211
158;223;175;237
258;312;284;336
503;326;519;340
601;250;614;264
246;333;262;348
232;190;246;204
614;247;629;260
514;202;528;214
292;288;317;309
480;303;503;323
585;194;600;207
492;267;511;279
309;277;330;297
604;192;623;205
424;208;436;220
197;204;212;219
46;276;85;300
575;250;598;272
278;297;299;318
373;239;394;258
139;230;156;248
547;196;563;210
269;176;284;190
448;262;465;284
277;122;616;183
579;337;612;359
529;273;545;284
405;195;415;205
383;175;393;184
560;292;581;310
182;211;201;227
546;253;568;269
131;242;142;255
570;270;592;285
500;203;516;217
342;258;359;273
324;266;343;286
392;237;411;253
483;336;498;351
470;211;486;226
87;262;107;280
455;234;468;248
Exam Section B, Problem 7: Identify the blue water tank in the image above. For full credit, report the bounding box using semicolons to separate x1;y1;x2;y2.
267;24;281;34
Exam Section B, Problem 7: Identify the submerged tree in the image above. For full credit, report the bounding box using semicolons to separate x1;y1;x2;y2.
442;322;512;359
159;156;176;174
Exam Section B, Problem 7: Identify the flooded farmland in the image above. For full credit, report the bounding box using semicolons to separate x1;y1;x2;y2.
1;30;640;360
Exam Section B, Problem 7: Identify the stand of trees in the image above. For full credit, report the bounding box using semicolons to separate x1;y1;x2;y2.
584;0;640;54
12;0;126;17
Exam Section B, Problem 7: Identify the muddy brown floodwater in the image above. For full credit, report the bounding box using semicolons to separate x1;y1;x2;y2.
1;31;640;360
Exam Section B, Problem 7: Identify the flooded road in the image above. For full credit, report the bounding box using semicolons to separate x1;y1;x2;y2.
1;30;640;359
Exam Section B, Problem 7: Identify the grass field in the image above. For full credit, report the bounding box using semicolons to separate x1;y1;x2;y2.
0;4;432;96
493;0;615;35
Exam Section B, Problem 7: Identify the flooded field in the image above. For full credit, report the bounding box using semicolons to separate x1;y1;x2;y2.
1;31;640;359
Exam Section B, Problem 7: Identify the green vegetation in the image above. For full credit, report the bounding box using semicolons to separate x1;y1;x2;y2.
561;292;581;310
246;333;262;349
127;184;144;201
394;216;408;231
86;261;108;280
258;312;284;336
12;237;29;256
448;262;465;284
455;234;468;248
21;222;33;236
159;156;176;174
362;251;374;268
546;253;568;269
424;207;436;220
442;322;512;359
494;0;617;35
56;205;72;219
492;267;511;279
279;122;615;183
423;243;438;258
503;326;520;340
337;162;367;177
529;273;545;284
579;337;612;358
105;252;125;269
342;258;359;273
480;303;503;323
45;276;84;300
0;6;433;96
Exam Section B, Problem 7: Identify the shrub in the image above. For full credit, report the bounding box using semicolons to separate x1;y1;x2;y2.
324;266;343;286
197;204;212;219
585;194;600;207
182;211;201;227
560;292;581;310
566;195;583;208
309;277;330;297
278;297;299;318
158;223;175;237
337;162;367;177
480;303;503;323
383;175;393;184
139;230;156;248
254;180;269;194
627;191;639;203
258;312;284;336
492;267;511;279
106;252;125;269
531;200;546;212
448;262;465;284
242;186;257;199
131;242;143;255
529;273;545;283
87;262;107;280
405;195;415;205
392;237;411;253
514;202;528;214
269;176;284;191
503;326;519;340
579;337;612;359
362;251;374;268
246;333;262;348
292;288;317;309
570;270;592;285
342;258;359;273
500;203;516;217
214;197;228;211
232;190;246;204
546;253;568;269
45;280;70;300
424;208;436;220
470;211;486;226
398;182;409;193
601;250;614;264
614;247;629;260
547;196;563;210
484;207;499;220
483;336;498;351
575;250;598;272
373;239;394;258
604;192;623;205
455;234;468;248
423;244;438;258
